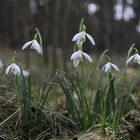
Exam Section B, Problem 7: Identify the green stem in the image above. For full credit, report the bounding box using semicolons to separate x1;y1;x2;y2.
35;29;44;109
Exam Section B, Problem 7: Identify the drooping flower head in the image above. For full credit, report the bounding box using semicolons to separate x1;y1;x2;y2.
126;53;140;64
22;30;43;55
71;50;92;67
22;39;43;55
72;19;95;48
72;31;95;46
6;63;21;75
6;63;30;77
102;62;119;73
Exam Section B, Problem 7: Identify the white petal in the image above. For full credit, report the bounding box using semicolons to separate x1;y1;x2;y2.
134;54;140;64
102;65;105;71
104;63;111;72
6;64;12;74
11;63;21;75
32;40;43;55
22;41;32;50
72;31;85;42
72;32;82;41
22;70;30;77
126;55;135;64
111;63;120;72
86;33;95;45
71;51;82;60
73;59;80;67
82;52;93;63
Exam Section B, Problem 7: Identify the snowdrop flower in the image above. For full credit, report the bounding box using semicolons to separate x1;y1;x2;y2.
0;60;4;68
22;70;30;77
126;53;140;64
71;50;92;67
6;63;21;75
72;31;95;46
22;39;43;55
102;62;119;73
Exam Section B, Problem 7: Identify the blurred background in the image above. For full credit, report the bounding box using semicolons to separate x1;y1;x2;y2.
0;0;140;72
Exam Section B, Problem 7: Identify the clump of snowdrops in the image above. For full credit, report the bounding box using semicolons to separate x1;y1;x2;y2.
0;29;56;128
0;19;139;137
59;19;136;134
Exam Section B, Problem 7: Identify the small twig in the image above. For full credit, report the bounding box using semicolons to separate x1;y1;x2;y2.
0;108;20;126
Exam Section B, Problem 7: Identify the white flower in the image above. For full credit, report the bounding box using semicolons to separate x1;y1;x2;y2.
102;62;119;73
72;31;95;45
0;60;4;68
6;63;21;75
22;39;43;55
71;50;93;67
126;54;140;64
22;70;30;77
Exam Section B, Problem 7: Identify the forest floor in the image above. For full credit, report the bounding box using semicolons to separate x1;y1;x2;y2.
1;49;140;140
